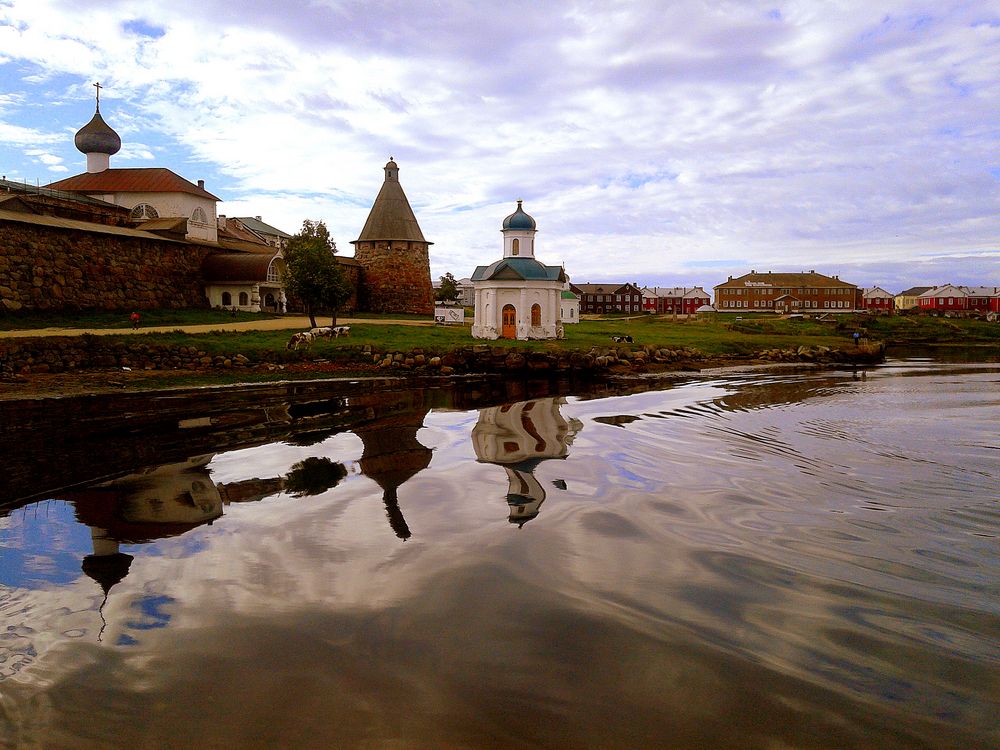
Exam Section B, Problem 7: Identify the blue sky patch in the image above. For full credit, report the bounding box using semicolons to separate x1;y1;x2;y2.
0;500;93;589
122;19;166;39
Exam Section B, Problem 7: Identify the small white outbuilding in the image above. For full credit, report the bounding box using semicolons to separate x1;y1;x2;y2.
471;201;567;340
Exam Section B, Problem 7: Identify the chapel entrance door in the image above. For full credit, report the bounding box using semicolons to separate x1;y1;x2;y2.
501;305;516;339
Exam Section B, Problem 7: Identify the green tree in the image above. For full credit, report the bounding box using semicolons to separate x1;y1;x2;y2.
436;272;460;303
282;220;352;327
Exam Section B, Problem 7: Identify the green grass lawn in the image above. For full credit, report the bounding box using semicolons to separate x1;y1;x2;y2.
859;313;1000;344
7;310;995;360
81;315;863;360
0;307;283;330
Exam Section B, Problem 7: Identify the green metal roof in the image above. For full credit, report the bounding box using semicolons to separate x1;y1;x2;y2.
471;257;565;282
501;199;536;230
235;216;292;239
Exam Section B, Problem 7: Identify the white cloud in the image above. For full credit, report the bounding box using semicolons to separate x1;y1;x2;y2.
0;0;997;290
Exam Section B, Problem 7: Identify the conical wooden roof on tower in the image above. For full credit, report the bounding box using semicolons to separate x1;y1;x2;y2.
351;159;434;315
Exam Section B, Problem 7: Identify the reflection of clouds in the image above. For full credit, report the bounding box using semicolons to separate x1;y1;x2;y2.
3;371;998;747
207;432;364;483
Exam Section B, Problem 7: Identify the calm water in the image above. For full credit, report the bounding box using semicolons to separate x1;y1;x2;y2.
1;360;998;749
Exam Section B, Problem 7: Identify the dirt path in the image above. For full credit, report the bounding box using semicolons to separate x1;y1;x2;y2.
0;315;434;339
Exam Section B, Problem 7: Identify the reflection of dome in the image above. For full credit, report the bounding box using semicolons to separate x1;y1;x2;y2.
502;199;536;230
75;110;122;156
81;552;134;595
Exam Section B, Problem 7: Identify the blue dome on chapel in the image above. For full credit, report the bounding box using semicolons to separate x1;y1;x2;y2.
502;200;536;230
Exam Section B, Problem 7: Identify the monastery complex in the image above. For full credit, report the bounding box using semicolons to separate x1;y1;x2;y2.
2;87;997;329
0;91;433;317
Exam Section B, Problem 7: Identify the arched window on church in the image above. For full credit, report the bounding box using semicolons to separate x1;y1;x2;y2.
531;303;541;327
221;291;232;306
266;259;282;283
130;203;159;221
191;207;207;223
239;291;249;307
511;238;519;256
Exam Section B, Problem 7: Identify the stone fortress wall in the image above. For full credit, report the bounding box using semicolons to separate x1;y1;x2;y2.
0;218;211;311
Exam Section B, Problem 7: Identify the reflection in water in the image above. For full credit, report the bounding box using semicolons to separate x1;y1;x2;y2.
354;398;433;540
283;457;348;497
54;457;228;642
472;397;582;526
67;455;223;544
1;363;998;749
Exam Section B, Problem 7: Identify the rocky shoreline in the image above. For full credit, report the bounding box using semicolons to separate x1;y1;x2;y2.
0;335;885;401
1;335;884;375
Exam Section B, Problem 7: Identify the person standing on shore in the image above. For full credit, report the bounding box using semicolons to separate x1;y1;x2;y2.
130;311;140;330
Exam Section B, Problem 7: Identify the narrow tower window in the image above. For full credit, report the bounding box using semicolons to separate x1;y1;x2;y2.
511;238;519;256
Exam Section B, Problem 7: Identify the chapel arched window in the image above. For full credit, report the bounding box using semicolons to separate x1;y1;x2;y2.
531;303;541;327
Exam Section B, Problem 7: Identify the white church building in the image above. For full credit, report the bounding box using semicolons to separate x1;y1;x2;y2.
471;200;567;340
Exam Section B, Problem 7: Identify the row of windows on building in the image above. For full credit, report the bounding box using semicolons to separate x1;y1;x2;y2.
718;287;854;296
584;294;641;302
582;303;643;312
128;204;209;223
719;299;855;309
221;291;250;306
221;290;281;309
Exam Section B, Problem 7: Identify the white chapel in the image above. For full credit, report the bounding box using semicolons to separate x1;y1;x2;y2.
471;201;567;340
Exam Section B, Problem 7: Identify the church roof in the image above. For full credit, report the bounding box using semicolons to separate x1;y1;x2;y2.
352;159;429;244
502;199;536;230
45;168;221;201
714;271;856;289
234;216;291;239
471;257;566;282
202;252;279;282
0;207;183;242
218;217;270;246
75;110;122;156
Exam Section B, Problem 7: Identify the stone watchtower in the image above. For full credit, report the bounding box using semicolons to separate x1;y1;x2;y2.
351;159;434;315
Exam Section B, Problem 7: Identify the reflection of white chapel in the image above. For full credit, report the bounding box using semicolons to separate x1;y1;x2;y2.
471;397;581;526
471;201;567;340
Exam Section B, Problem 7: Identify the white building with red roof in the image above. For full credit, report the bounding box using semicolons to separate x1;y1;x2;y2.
45;92;220;243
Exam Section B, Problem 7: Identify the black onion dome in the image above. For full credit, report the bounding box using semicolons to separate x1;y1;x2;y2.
502;199;536;230
75;111;122;156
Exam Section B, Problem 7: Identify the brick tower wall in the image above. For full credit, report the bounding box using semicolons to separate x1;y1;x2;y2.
355;239;434;315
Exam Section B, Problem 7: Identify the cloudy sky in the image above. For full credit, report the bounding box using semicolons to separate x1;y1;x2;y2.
1;0;998;291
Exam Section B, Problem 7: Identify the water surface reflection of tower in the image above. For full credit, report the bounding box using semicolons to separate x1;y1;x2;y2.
354;405;433;539
471;398;581;527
